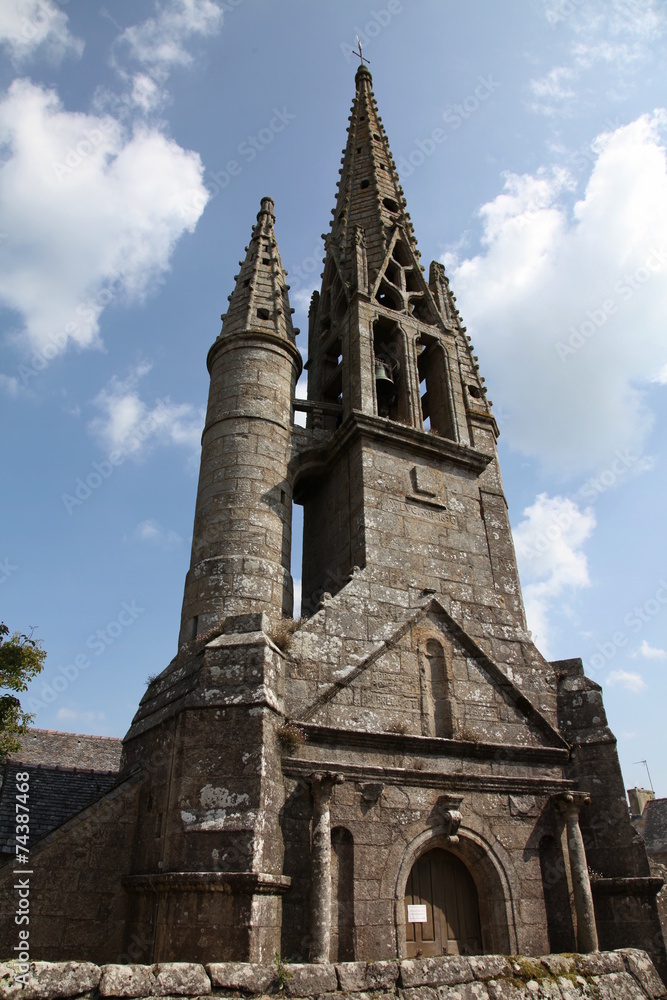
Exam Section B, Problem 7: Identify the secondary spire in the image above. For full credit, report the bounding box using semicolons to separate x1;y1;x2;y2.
217;196;296;349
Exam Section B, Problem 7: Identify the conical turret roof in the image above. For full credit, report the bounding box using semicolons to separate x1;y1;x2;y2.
218;196;296;348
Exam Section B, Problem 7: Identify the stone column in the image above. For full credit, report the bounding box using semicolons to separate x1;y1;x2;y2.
309;771;344;964
554;791;599;953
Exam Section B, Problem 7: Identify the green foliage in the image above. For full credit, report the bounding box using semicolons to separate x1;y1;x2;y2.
273;951;292;991
0;622;46;760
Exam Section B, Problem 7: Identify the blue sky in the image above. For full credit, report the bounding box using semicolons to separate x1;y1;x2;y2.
1;0;666;797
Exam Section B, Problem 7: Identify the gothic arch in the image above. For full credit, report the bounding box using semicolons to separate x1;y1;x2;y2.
391;826;519;957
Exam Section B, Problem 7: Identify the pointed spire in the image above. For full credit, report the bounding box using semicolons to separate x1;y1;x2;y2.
327;65;420;286
217;196;296;348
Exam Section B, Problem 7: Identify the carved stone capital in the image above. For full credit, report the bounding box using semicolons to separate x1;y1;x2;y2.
552;790;591;820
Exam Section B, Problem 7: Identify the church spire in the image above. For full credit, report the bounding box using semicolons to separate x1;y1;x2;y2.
328;64;420;286
218;195;296;346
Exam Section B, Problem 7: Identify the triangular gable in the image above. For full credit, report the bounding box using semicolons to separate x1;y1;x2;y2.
296;598;567;751
370;227;443;328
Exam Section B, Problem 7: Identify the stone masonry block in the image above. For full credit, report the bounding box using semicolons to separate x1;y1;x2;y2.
486;980;530;1000
98;966;153;997
616;950;666;1000
281;963;338;997
439;983;491;1000
399;988;439;1000
469;957;513;981
0;962;101;999
573;954;625;976
591;972;648;1000
336;960;400;992
400;956;474;988
206;962;275;994
150;964;211;996
539;957;575;978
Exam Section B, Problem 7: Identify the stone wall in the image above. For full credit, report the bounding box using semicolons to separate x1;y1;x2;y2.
1;951;665;1000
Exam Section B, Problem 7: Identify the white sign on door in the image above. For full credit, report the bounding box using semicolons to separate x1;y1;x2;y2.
407;904;428;923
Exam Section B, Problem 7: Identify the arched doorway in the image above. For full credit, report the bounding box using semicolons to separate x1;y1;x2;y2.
404;848;482;956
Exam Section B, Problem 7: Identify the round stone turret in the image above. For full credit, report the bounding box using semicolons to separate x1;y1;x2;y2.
178;198;302;646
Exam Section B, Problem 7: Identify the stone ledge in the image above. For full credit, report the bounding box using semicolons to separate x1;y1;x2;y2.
0;952;664;1000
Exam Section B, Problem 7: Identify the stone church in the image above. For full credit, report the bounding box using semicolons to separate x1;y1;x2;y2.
1;64;665;977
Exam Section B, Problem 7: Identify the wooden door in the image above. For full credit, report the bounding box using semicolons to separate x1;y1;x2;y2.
404;848;482;956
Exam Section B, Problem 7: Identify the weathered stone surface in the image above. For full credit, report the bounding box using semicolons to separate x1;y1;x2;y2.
469;958;512;982
99;966;153;997
336;960;400;992
206;962;275;994
399;988;439;1000
617;950;667;999
439;981;491;1000
591;972;647;1000
487;980;529;1000
0;962;101;999
150;965;210;997
573;954;624;976
539;958;575;979
281;963;338;997
400;957;474;988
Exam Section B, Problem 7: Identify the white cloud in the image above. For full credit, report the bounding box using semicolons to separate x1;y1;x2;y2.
113;0;224;112
606;669;647;692
0;79;209;355
652;363;667;384
538;0;666;111
89;361;204;461
513;493;595;651
449;111;667;475
0;0;83;64
528;67;577;117
633;639;667;660
133;518;182;548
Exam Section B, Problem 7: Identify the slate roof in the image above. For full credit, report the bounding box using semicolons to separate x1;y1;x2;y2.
0;728;122;858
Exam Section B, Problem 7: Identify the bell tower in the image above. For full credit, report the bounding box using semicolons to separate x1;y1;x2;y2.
299;64;523;638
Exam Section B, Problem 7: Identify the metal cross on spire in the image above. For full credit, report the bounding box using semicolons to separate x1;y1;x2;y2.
353;35;370;67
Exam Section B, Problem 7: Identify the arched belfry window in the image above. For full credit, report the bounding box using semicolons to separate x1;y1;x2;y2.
373;317;410;423
417;335;456;439
425;639;453;739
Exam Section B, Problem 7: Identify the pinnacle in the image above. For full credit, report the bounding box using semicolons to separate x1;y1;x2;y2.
217;197;295;346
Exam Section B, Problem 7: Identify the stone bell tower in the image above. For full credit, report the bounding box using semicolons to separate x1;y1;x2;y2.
299;63;525;651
